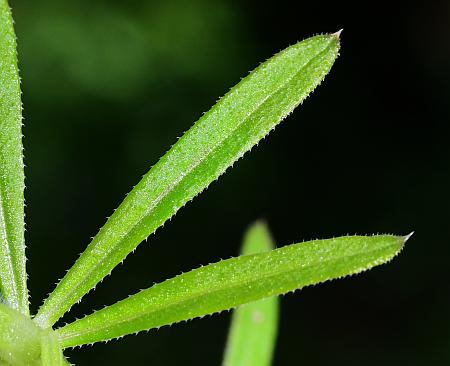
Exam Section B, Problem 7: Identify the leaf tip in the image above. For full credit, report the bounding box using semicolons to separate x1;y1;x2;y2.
332;29;343;38
251;218;269;229
402;231;414;244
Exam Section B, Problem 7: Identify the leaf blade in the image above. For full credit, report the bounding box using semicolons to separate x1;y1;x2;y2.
223;221;279;366
36;33;340;327
56;234;406;348
0;0;28;315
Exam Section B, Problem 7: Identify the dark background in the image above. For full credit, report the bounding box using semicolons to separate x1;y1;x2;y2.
8;0;450;364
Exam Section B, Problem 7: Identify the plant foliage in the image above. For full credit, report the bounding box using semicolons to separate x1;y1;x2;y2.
0;1;408;364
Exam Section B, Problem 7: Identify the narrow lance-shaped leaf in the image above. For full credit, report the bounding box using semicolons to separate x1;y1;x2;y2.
0;0;28;316
56;234;407;348
223;221;279;366
35;32;341;327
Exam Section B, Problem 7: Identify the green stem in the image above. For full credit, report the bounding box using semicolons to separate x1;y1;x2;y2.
40;329;64;366
0;303;41;365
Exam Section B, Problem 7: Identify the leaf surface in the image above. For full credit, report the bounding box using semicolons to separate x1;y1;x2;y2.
56;234;406;348
0;0;28;315
223;221;279;366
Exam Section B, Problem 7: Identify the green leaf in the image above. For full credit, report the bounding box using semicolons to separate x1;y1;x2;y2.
0;0;28;316
56;234;406;348
223;221;279;366
40;329;64;366
35;32;341;327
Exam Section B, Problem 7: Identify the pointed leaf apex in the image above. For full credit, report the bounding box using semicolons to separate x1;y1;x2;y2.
402;231;414;243
332;29;343;38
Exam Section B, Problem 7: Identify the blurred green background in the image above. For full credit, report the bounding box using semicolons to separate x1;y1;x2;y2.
8;0;450;364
